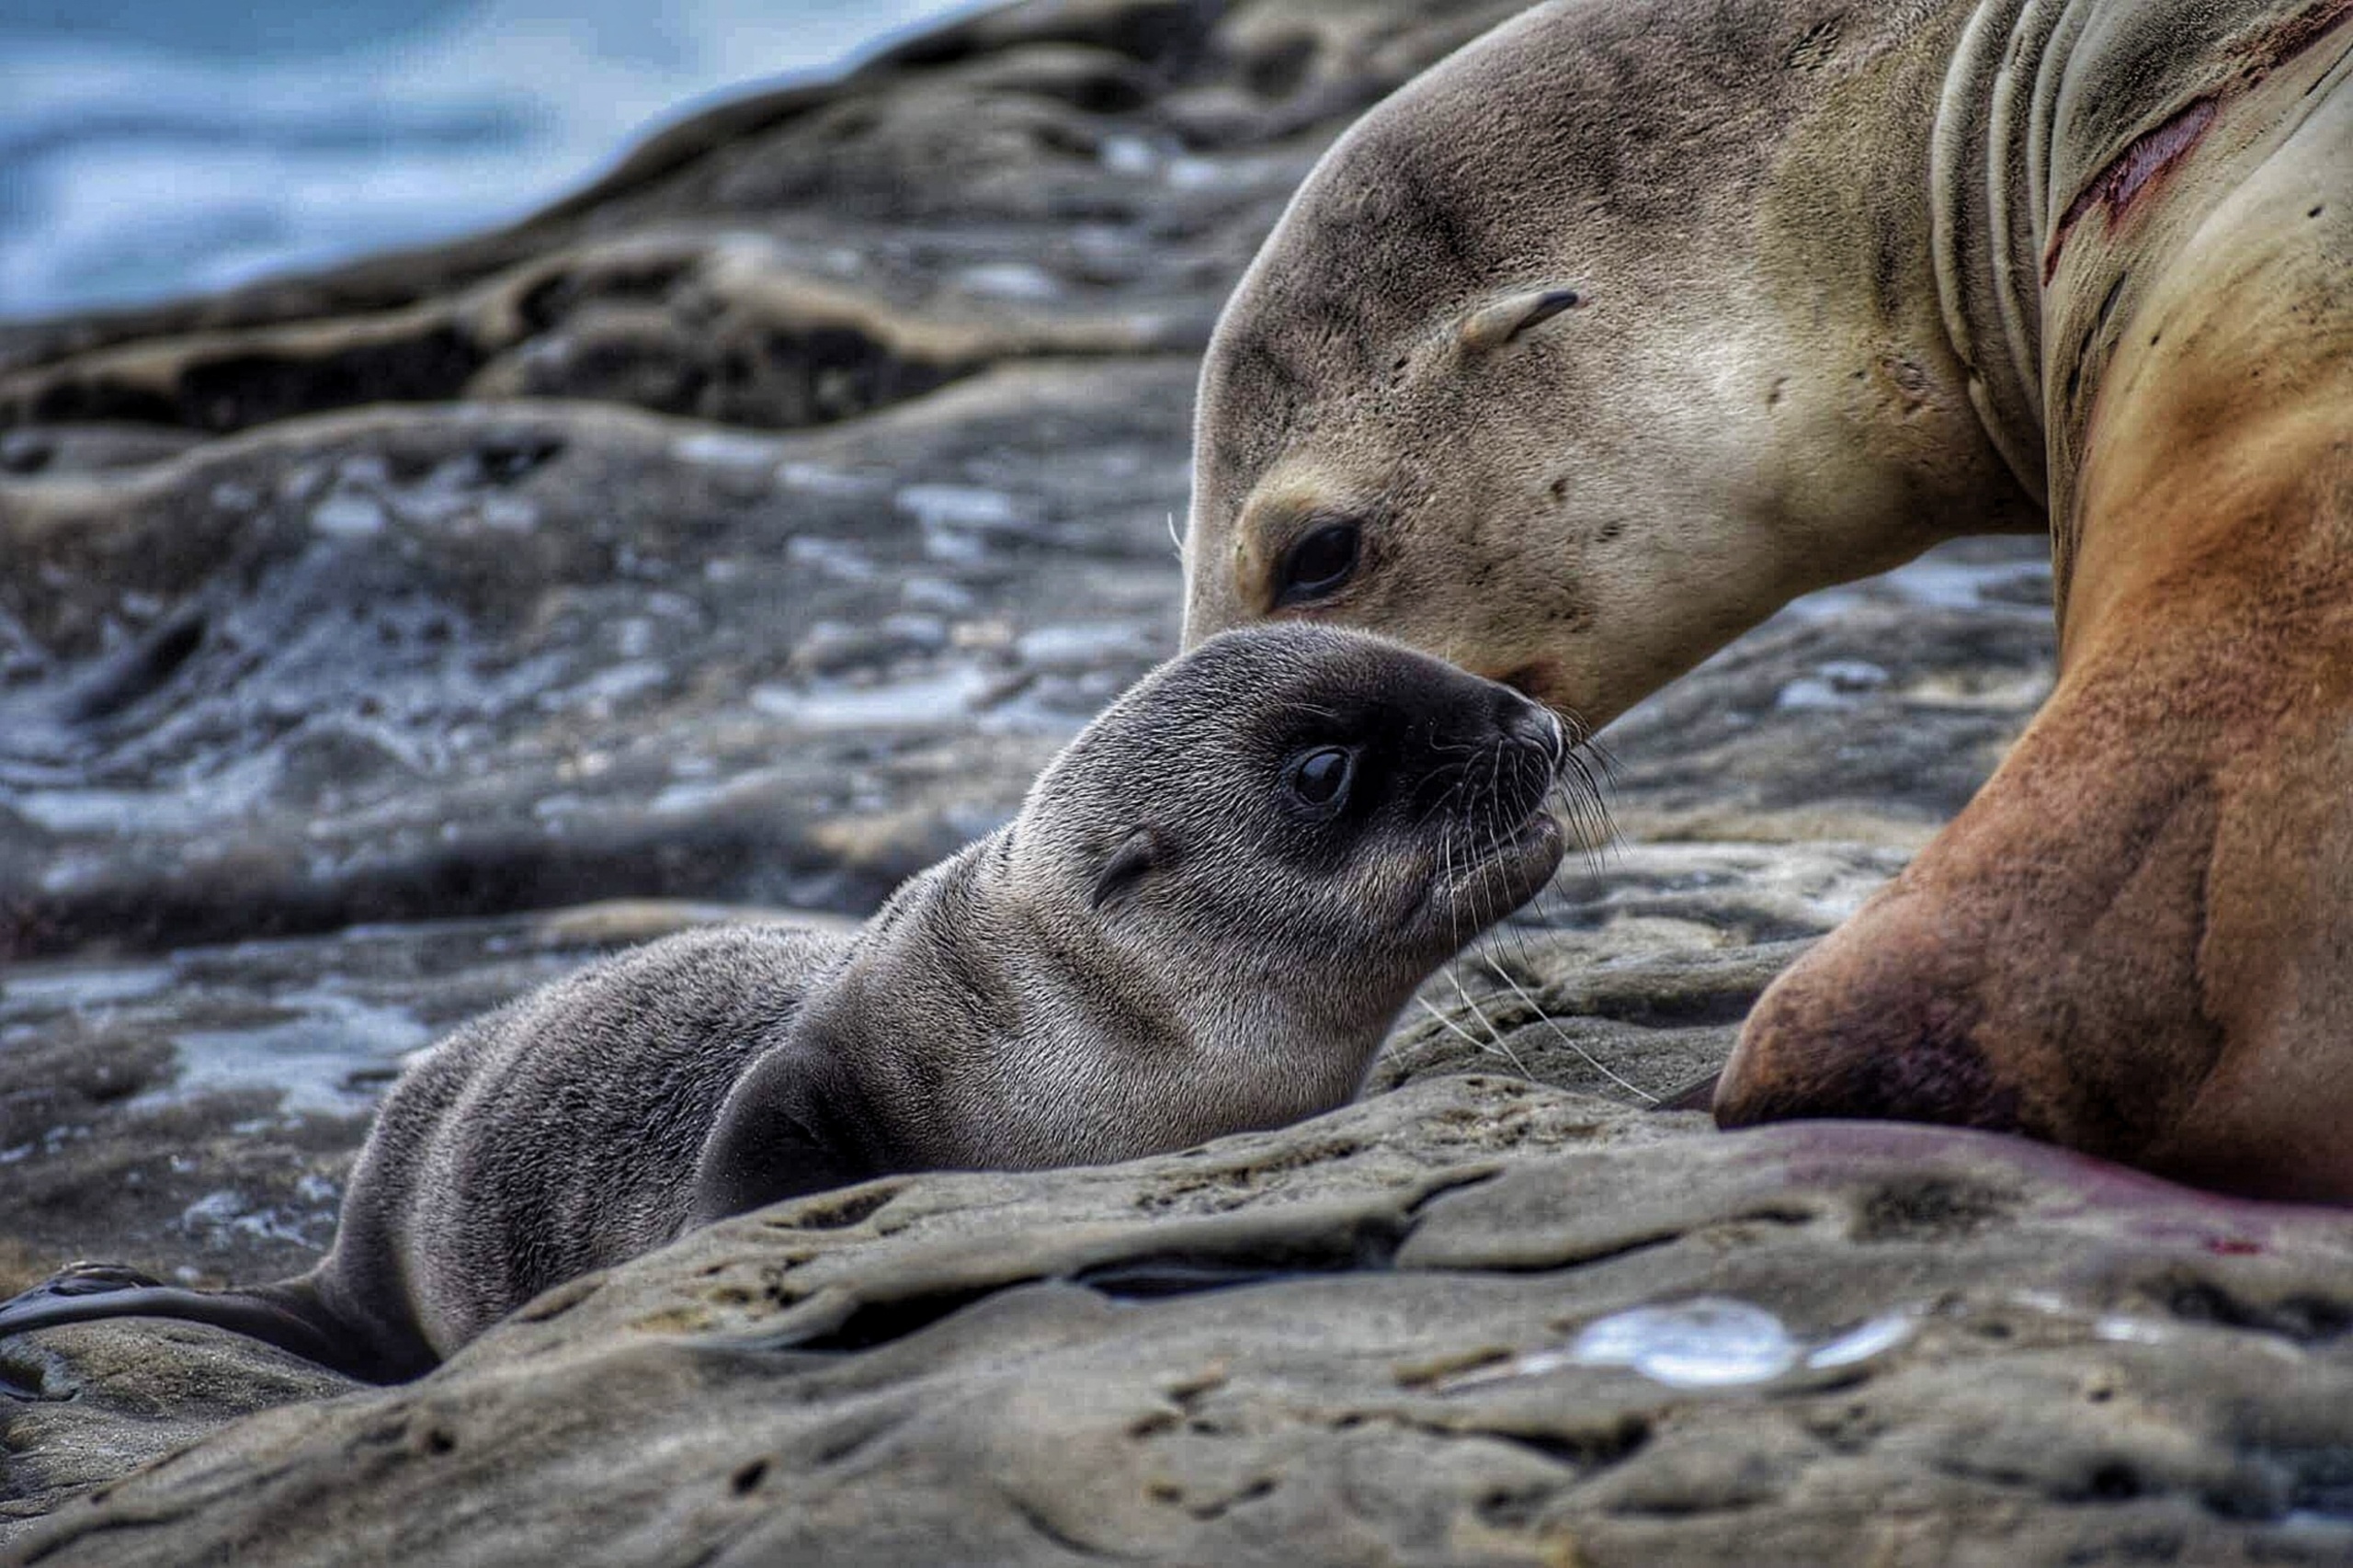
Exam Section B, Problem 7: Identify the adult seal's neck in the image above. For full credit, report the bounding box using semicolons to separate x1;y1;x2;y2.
1927;0;2353;624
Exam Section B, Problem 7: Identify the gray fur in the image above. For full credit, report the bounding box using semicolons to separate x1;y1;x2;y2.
4;625;1572;1377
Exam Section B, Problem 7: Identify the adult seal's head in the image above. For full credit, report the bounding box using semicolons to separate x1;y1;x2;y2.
808;621;1578;1174
1182;0;2039;730
1182;0;2353;1200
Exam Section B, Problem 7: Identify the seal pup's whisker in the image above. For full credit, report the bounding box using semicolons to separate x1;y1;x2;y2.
1413;772;1472;832
1414;992;1526;1075
1483;952;1660;1105
1441;965;1531;1079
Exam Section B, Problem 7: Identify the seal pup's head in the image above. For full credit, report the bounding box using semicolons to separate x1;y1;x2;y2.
807;623;1581;1170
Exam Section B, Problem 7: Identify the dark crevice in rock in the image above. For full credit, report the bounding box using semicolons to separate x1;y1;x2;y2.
185;330;483;433
2143;1273;2353;1346
0;1346;70;1403
473;434;565;484
1929;1452;2249;1518
777;1284;1006;1354
1485;1231;1692;1276
58;611;208;724
1075;1259;1311;1301
1176;1475;1275;1521
1603;1492;1783;1521
1460;1206;1816;1277
1483;1415;1654;1473
762;1183;905;1233
1540;897;1832;948
2280;1449;2353;1519
779;1218;1406;1354
7;329;485;435
1472;1480;1556;1530
13;1514;188;1565
1;815;930;962
1850;1176;2021;1243
2076;1460;2144;1503
1401;1166;1502;1218
1003;1487;1131;1562
808;1406;913;1469
0;312;991;440
1076;1218;1404;1301
882;0;1229;76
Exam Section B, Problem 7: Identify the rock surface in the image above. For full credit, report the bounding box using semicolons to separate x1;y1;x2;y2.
14;1080;2353;1565
0;0;2220;1560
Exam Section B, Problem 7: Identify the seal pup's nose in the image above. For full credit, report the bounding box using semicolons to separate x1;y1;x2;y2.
1491;685;1565;767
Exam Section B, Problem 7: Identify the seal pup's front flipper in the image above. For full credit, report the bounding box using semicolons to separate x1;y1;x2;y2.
0;1260;383;1381
688;1037;885;1227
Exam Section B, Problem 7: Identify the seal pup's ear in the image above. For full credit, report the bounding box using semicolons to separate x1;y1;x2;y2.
1091;825;1168;909
1459;288;1583;353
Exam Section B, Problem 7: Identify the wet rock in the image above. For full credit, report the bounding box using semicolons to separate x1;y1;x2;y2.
0;903;855;1301
0;1324;355;1538
0;372;1190;958
10;1080;2353;1565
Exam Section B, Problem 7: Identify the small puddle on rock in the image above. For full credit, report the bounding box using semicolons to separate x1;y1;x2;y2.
750;664;995;729
139;987;435;1118
1;962;176;1013
1440;1297;1917;1392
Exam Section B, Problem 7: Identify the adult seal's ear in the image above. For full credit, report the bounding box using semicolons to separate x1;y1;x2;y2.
1458;288;1583;354
688;1038;881;1227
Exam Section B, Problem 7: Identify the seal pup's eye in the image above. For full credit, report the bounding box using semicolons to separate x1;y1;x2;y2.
1288;746;1355;808
1274;523;1360;606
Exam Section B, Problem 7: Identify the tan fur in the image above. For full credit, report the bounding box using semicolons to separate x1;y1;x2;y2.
1186;0;2353;1197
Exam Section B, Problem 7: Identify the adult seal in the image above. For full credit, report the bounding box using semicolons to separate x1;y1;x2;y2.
1184;0;2353;1198
0;625;1574;1381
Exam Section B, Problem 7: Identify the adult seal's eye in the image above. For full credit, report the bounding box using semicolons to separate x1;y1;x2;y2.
1274;522;1360;606
1289;746;1354;808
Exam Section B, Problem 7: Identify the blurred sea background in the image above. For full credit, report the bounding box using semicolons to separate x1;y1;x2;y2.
0;0;974;321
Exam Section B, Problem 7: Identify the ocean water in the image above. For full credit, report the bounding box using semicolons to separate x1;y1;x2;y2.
0;0;978;322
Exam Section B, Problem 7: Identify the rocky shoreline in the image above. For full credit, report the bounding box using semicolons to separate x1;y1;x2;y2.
10;0;2340;1561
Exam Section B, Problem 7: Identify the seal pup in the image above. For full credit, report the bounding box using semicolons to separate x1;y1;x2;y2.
1182;0;2353;1198
0;625;1575;1380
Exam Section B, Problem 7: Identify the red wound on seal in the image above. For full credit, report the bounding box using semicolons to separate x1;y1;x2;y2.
2042;98;2219;284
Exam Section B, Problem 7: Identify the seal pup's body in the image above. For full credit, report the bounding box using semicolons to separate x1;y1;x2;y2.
0;626;1574;1379
1183;0;2353;1199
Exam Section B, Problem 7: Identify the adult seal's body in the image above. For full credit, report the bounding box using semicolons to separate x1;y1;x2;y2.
1185;0;2353;1197
0;626;1574;1380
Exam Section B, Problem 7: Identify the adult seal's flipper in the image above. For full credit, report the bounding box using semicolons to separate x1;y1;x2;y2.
0;1261;380;1382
